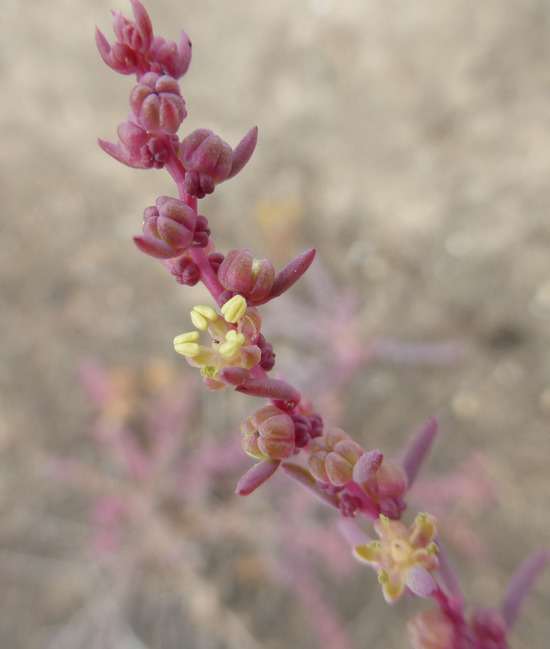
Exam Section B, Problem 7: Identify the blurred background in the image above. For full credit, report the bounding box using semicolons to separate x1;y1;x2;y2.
1;0;549;646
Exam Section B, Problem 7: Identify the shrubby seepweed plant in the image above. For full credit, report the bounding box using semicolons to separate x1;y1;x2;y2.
96;2;547;647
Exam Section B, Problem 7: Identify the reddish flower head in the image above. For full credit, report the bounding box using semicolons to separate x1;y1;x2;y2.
98;115;177;169
130;72;186;133
308;428;363;487
149;32;192;79
134;196;196;259
241;405;296;461
179;127;258;197
96;0;192;79
217;248;275;302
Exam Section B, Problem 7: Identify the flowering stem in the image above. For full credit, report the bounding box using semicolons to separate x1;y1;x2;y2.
189;247;224;303
163;138;188;199
162;140;225;301
96;3;548;646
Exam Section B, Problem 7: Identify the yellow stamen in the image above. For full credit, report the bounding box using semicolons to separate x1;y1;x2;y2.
173;331;199;345
219;330;246;357
378;569;389;584
426;542;439;556
191;305;219;330
221;295;247;323
173;331;201;357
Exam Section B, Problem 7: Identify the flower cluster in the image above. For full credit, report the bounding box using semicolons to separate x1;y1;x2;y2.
354;513;439;604
174;295;263;390
96;3;547;648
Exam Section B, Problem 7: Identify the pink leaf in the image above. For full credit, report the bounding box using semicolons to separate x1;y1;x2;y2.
235;459;280;496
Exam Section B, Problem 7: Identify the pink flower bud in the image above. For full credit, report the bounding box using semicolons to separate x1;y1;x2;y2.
99;116;176;169
191;215;210;247
362;461;408;501
179;129;233;181
96;28;138;75
95;0;153;77
135;196;196;259
308;428;363;487
208;252;225;273
149;31;192;79
308;413;324;438
241;405;296;461
146;137;170;167
169;256;200;286
352;450;384;483
178;127;258;196
257;333;275;371
183;170;215;198
217;248;275;301
113;0;153;52
130;72;186;134
379;496;406;519
117;119;150;162
97;2;192;80
290;414;311;448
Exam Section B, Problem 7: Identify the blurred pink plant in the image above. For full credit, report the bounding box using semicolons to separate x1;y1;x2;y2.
408;453;496;560
48;359;360;646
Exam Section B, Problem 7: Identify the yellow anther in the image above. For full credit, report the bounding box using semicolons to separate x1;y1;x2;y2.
414;512;435;531
426;542;439;556
378;569;389;584
353;540;380;564
174;331;200;344
200;365;219;378
190;305;219;330
220;295;247;323
173;331;201;357
219;330;246;357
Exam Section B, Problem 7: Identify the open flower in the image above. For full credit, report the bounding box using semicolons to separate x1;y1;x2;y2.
354;513;439;603
173;296;262;390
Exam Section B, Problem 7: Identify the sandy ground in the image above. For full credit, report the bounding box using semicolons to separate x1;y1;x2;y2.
1;0;549;647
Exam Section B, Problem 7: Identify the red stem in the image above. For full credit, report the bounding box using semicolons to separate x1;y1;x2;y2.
164;138;224;303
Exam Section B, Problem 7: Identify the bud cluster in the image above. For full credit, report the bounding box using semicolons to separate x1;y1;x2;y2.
133;195;207;260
